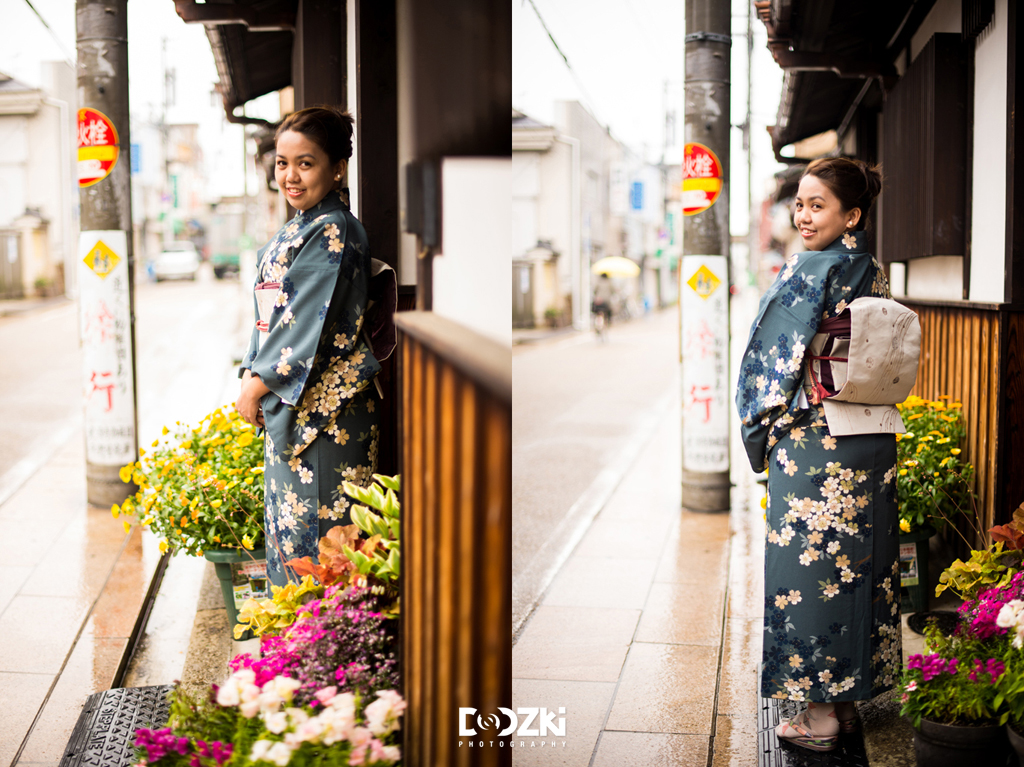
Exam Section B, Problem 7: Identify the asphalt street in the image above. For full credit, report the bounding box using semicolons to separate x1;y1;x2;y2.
512;309;681;635
0;264;247;502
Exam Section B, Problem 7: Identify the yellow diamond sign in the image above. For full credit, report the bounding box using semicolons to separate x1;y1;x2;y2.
686;264;721;299
83;239;120;279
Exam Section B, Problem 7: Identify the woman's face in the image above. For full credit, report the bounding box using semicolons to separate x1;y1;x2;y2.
793;174;860;252
275;129;346;211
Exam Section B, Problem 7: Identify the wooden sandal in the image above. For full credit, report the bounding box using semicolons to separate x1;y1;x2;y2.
775;712;839;753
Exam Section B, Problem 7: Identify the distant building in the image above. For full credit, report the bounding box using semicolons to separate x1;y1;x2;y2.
0;63;77;299
512;102;672;329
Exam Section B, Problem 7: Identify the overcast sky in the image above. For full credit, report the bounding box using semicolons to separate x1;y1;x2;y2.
1;0;279;199
512;0;787;236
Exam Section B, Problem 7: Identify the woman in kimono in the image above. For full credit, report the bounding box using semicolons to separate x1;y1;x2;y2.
736;158;900;752
237;107;384;588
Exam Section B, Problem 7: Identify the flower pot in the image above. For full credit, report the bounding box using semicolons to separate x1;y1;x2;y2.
203;547;267;641
899;523;936;614
1008;723;1024;767
914;718;1010;767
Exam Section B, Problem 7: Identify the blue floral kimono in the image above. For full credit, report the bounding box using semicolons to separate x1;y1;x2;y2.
242;190;381;587
735;231;902;702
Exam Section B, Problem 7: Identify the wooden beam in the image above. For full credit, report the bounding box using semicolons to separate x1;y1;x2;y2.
292;0;345;110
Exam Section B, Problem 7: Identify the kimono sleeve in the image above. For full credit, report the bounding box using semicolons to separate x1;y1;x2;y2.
250;216;349;406
735;252;834;472
238;291;260;377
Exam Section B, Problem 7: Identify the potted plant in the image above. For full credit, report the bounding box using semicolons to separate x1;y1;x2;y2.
234;475;401;640
895;395;974;612
900;624;1011;765
115;406;267;634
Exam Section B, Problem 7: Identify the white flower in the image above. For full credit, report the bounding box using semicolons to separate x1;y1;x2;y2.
240;699;261;718
380;745;401;763
314;686;338;704
267;742;293;767
216;682;240;707
997;600;1024;628
251;740;292;765
265;710;288;734
364;690;407;736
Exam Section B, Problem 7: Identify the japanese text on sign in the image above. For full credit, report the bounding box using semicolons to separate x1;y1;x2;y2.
77;108;120;188
681;255;729;471
682;143;723;217
79;231;135;465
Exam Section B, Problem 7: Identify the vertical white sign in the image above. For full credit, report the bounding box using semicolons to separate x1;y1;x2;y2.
681;255;729;472
79;230;135;466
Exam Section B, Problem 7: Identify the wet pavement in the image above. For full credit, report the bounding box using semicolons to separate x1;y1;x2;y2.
0;266;249;765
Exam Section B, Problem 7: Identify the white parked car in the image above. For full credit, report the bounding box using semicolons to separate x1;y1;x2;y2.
153;242;200;281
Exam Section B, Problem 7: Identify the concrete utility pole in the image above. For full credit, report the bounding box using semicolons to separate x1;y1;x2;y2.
680;0;730;512
77;0;140;505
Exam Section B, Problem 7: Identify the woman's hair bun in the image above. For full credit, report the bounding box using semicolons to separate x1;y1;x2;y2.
276;106;355;165
802;158;883;230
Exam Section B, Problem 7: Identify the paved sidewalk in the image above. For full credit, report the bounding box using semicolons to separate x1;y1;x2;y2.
512;401;764;766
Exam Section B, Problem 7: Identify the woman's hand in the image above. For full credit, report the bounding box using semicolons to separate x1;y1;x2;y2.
237;370;271;427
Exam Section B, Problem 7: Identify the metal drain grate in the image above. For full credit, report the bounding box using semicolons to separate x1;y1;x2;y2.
59;685;174;767
758;698;870;767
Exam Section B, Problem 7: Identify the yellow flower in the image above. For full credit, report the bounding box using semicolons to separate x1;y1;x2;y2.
900;519;911;533
152;439;159;447
122;499;133;515
908;413;925;420
933;472;940;477
937;438;950;445
213;535;221;543
132;471;145;485
119;465;133;483
899;469;908;476
761;495;768;510
249;466;265;474
241;535;254;550
905;460;919;466
950;402;963;409
237;432;254;447
139;448;146;457
940;457;951;467
210;499;223;509
111;504;120;518
159;539;169;554
162;425;169;435
244;477;254;485
928;431;944;437
122;520;131;534
951;448;962;455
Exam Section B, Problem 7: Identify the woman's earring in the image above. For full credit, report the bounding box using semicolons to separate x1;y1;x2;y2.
335;174;341;180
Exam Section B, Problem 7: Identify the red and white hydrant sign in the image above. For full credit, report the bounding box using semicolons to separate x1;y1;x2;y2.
682;142;723;216
79;230;135;465
77;107;120;187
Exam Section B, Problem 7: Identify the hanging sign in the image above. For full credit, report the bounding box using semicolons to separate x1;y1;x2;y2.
77;108;120;187
682;143;723;216
79;231;135;466
681;255;729;471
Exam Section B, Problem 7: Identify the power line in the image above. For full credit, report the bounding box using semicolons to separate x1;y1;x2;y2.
524;0;603;126
23;0;75;66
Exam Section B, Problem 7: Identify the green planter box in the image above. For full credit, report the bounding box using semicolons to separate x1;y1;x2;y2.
899;525;935;614
203;547;268;640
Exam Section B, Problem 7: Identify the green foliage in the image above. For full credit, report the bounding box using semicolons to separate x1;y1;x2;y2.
895;395;974;533
936;543;1024;601
233;474;402;638
115;406;265;556
900;623;1005;727
233;575;323;640
341;475;401;586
